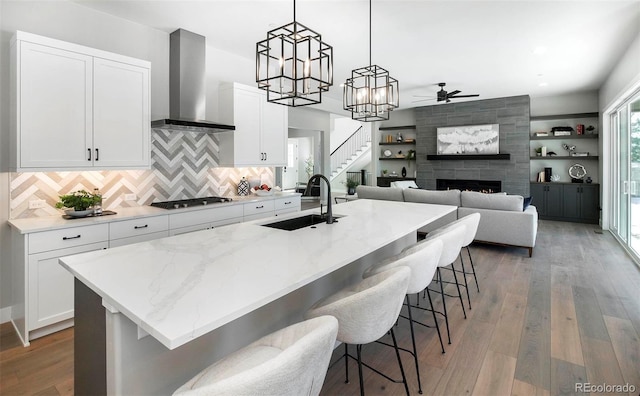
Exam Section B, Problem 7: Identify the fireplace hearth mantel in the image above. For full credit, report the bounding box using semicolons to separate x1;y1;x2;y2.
427;154;511;160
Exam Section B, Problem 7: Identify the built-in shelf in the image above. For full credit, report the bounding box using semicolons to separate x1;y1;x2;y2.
379;141;416;145
379;125;416;131
530;134;598;140
530;112;599;121
427;154;511;160
531;156;598;160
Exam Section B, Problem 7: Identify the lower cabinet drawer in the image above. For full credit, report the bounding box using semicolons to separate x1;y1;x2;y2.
274;196;301;211
109;231;170;248
110;215;169;240
29;224;109;254
243;200;275;217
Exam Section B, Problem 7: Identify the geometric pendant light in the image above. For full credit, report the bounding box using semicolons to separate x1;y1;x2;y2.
343;0;399;121
256;0;333;107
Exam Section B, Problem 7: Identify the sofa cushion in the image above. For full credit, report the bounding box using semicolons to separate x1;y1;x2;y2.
355;185;404;201
461;191;524;212
403;188;461;206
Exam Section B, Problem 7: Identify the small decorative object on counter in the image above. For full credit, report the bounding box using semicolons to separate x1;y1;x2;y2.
397;132;403;142
550;174;560;182
586;125;596;135
55;190;103;218
576;124;584;135
401;166;407;177
237;177;250;196
586;176;593;184
93;188;103;215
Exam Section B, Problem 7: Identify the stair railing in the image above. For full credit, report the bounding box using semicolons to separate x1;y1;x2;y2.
330;126;370;175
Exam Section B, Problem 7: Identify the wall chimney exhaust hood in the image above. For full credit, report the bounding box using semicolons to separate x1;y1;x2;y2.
151;29;235;133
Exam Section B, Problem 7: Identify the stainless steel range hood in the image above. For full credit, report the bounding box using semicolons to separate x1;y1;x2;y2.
151;29;235;133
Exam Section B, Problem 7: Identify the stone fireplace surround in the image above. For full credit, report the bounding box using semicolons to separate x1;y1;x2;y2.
413;95;530;197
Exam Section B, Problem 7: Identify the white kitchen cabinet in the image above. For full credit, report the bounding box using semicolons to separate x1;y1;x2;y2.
218;82;287;166
168;205;243;236
10;31;150;171
28;242;107;333
274;195;301;216
11;223;109;345
109;215;169;247
243;200;276;222
93;57;150;168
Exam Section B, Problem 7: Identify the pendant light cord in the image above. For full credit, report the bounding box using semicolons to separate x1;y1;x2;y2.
369;0;372;66
293;0;296;23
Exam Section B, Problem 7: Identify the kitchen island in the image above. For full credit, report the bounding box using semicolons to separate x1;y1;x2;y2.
59;199;456;395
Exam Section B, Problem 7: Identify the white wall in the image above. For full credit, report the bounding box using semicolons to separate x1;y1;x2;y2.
598;30;640;230
599;31;640;113
330;117;362;152
530;91;599;116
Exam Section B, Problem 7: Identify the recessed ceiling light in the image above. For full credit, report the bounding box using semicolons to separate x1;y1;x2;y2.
539;82;548;87
533;46;547;55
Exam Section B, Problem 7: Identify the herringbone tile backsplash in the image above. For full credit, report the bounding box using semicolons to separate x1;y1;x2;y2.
10;129;274;219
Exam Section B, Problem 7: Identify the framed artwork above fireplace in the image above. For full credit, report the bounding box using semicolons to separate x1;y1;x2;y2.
436;124;500;155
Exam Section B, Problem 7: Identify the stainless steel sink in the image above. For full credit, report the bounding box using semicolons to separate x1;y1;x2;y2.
262;214;340;231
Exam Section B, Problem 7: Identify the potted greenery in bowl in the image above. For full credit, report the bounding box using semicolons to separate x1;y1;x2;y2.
55;190;102;217
343;178;360;195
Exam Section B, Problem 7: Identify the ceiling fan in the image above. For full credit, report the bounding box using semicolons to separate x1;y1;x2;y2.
412;82;480;103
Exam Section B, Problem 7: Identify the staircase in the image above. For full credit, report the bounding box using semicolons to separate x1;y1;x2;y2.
330;126;371;180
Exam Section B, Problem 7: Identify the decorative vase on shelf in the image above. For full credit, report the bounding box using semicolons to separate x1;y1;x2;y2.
401;167;407;177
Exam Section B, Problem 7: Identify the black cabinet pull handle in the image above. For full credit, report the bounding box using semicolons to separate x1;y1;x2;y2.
88;148;92;161
264;152;267;161
63;235;81;241
95;148;99;161
256;205;264;209
134;225;149;229
284;201;292;205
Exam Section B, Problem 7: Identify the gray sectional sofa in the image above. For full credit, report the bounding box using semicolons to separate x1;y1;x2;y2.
355;185;538;256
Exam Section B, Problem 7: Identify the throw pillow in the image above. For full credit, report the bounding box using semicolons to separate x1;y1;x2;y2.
523;196;532;211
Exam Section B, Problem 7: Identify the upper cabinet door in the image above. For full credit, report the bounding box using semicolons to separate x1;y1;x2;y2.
231;87;263;166
261;101;287;166
18;42;93;169
93;58;150;168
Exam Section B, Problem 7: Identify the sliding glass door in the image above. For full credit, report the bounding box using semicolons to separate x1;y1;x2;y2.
612;92;640;255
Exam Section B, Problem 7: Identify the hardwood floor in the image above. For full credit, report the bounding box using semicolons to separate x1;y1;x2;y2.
1;220;639;395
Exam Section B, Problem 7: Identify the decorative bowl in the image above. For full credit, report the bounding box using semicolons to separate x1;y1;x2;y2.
254;189;274;196
64;209;94;217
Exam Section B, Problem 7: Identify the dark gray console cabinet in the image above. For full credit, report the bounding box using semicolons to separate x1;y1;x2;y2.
531;183;563;218
531;182;599;224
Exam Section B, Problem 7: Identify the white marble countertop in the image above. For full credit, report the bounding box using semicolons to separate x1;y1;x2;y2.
8;192;301;234
59;199;456;350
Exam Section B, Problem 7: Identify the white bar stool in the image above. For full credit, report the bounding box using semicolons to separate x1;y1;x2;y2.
363;237;444;394
173;316;338;396
423;223;468;344
305;267;411;396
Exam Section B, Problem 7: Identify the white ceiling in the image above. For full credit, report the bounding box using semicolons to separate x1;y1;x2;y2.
74;0;640;109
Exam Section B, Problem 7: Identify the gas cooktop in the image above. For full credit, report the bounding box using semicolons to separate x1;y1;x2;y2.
150;196;233;210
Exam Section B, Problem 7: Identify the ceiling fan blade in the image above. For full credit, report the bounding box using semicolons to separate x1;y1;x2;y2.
411;98;435;103
447;90;461;97
449;94;480;98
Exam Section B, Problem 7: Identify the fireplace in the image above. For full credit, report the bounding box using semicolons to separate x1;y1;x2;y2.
436;179;502;193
